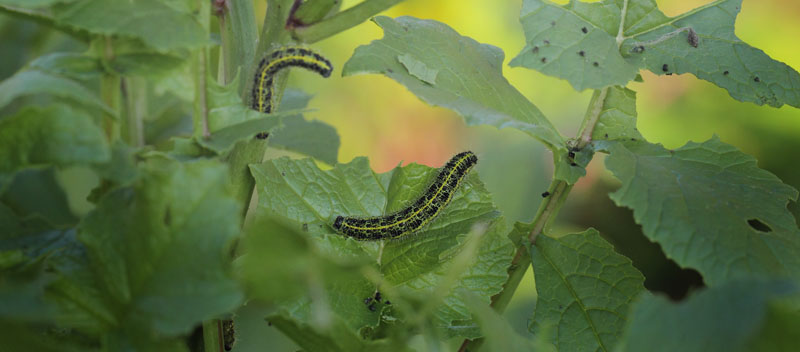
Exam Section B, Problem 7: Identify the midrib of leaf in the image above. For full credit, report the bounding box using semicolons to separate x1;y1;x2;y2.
536;245;609;352
623;0;722;39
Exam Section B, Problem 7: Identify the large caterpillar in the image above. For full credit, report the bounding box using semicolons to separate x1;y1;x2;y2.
333;151;478;240
251;46;333;114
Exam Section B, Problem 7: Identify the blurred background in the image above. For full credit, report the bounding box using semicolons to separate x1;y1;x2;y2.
2;0;799;349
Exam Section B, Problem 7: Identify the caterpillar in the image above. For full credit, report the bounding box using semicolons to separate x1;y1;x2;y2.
333;151;478;240
251;46;333;114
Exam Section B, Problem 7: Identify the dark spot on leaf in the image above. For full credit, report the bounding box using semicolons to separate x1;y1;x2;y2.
368;303;377;312
543;39;550;45
541;191;550;198
281;172;286;176
541;57;547;63
578;50;585;57
748;219;772;232
604;133;609;138
662;64;669;72
302;223;308;232
581;27;588;34
568;151;576;159
551;21;556;26
666;73;673;76
255;132;269;139
386;68;393;73
374;291;382;302
723;70;729;75
570;162;577;166
558;305;564;310
385;300;391;305
593;62;599;67
364;297;374;305
532;46;539;54
632;45;645;53
687;28;699;48
630;138;637;141
754;77;760;82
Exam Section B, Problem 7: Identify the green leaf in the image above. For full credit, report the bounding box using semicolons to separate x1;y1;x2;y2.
196;115;284;154
619;279;800;352
343;16;564;151
268;313;401;352
464;294;549;352
512;0;800;108
530;229;645;351
0;105;110;174
291;0;340;25
28;52;104;81
397;53;438;85
622;0;800;108
1;168;78;228
268;90;340;165
0;69;113;115
0;0;77;8
78;157;243;336
510;0;639;91
53;0;207;51
599;137;800;285
249;156;515;338
591;86;642;141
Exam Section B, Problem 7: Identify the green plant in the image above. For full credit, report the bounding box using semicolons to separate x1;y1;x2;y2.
1;0;799;351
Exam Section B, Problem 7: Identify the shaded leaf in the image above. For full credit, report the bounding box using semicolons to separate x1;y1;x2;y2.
0;105;110;174
269;90;340;165
53;0;207;51
78;157;243;336
530;229;645;351
0;69;112;115
599;137;800;285
1;168;78;228
343;16;563;151
591;86;642;141
619;279;800;352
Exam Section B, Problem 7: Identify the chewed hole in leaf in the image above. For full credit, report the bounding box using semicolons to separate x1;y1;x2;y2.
747;219;772;233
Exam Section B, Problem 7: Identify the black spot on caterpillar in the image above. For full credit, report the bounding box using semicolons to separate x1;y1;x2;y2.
251;46;333;114
332;151;478;240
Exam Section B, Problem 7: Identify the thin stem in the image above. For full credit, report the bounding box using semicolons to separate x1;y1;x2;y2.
577;87;609;149
291;0;404;43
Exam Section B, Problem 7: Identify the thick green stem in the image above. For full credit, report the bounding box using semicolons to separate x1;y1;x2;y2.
100;37;120;142
291;0;405;43
121;76;146;147
202;320;223;352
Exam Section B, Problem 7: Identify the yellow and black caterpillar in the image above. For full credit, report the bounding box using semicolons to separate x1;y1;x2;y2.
333;151;478;240
251;46;333;114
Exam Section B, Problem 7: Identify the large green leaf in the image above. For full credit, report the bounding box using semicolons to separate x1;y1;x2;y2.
591;86;642;142
0;69;112;115
510;0;639;91
0;0;77;8
464;294;549;352
78;157;243;337
249;156;514;338
0;105;110;174
512;0;800;108
600;137;800;285
1;168;78;228
53;0;207;51
343;16;563;151
619;279;800;352
529;229;644;351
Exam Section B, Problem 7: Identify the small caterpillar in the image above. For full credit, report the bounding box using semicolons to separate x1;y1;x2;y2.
333;151;478;240
251;46;333;113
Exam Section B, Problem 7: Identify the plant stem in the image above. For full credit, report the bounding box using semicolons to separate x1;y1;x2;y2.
457;86;607;351
291;0;405;43
202;320;223;352
99;37;120;142
121;76;146;147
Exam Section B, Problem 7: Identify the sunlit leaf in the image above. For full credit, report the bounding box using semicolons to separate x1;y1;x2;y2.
343;16;564;151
